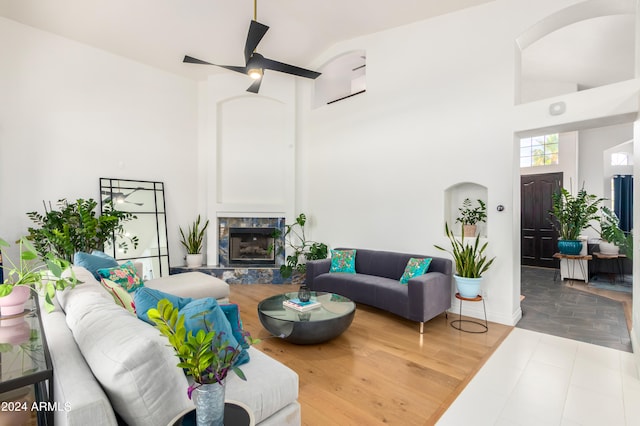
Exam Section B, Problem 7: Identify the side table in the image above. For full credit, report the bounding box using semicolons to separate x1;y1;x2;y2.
553;253;592;284
168;400;255;426
450;293;488;333
592;251;626;283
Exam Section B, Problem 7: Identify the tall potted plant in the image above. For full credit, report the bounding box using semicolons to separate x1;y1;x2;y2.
179;215;210;268
435;223;495;298
26;198;138;262
271;213;328;282
597;206;628;255
549;187;603;255
0;237;79;315
456;198;487;238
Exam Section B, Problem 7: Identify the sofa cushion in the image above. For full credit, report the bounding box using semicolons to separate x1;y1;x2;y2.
100;278;136;314
330;249;356;273
399;257;432;284
96;261;144;292
64;291;193;426
145;272;230;301
74;251;119;280
225;347;299;424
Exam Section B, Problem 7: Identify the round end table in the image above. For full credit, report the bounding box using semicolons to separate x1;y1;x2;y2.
450;293;488;333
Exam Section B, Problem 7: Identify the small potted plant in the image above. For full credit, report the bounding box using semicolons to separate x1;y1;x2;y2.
148;299;259;425
597;206;627;255
549;186;603;255
271;213;328;282
435;223;495;298
456;198;487;238
179;215;210;268
0;237;79;315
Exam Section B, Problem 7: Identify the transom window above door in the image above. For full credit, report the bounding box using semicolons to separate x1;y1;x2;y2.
520;134;559;167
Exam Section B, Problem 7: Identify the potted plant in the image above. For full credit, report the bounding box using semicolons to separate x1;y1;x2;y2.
147;299;258;425
26;198;138;262
456;198;487;238
597;206;628;255
179;215;210;268
549;186;603;255
435;223;495;298
271;213;328;282
0;237;79;315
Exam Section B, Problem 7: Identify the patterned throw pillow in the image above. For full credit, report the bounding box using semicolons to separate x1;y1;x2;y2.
100;278;136;314
330;249;356;273
399;257;432;284
96;261;144;293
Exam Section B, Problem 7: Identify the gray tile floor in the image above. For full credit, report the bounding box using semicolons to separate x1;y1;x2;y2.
518;266;632;352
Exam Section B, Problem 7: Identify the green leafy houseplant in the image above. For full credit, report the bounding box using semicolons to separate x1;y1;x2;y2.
179;215;210;254
598;207;626;246
434;223;495;278
549;187;603;241
456;198;487;226
147;299;259;399
27;198;138;262
0;237;79;312
272;213;328;279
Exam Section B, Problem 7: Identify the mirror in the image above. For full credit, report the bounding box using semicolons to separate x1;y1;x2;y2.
100;178;170;278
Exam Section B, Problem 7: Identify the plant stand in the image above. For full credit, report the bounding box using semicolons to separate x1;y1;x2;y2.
450;293;488;333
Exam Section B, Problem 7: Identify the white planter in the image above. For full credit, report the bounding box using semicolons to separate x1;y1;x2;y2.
598;241;620;255
186;253;203;268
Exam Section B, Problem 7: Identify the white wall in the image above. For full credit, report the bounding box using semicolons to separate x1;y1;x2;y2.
0;17;199;267
299;0;640;326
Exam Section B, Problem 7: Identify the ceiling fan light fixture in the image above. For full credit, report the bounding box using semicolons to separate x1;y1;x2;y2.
248;67;263;80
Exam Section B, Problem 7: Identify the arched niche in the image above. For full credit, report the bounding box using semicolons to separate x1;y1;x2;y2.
445;183;489;237
516;0;635;104
313;50;366;108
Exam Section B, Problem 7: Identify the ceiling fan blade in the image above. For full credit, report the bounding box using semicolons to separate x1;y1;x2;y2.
262;57;321;79
246;78;263;93
244;20;269;64
184;55;246;74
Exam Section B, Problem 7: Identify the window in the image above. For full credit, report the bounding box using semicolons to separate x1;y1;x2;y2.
520;134;559;167
611;152;630;166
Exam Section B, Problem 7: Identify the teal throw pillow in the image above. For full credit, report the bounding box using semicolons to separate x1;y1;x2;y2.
96;261;144;293
330;249;356;274
399;257;432;284
134;288;249;366
220;303;249;349
74;251;119;280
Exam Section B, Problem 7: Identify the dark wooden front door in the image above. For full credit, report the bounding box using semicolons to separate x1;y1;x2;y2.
521;172;562;268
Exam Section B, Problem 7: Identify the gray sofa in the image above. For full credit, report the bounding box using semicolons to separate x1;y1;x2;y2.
40;266;300;426
306;248;452;333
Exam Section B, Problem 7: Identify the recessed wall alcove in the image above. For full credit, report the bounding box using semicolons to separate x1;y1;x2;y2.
445;183;489;237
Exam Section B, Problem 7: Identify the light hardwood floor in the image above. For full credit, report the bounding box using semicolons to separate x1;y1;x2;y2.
230;284;512;426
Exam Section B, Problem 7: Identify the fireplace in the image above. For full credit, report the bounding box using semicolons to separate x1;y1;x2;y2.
229;227;275;265
218;217;285;267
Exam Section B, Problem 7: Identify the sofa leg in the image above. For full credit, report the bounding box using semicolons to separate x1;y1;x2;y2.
419;322;424;334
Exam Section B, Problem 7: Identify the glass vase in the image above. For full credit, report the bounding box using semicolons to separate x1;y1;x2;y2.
194;382;225;426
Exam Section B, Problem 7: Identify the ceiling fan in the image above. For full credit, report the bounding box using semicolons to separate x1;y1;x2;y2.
183;0;321;93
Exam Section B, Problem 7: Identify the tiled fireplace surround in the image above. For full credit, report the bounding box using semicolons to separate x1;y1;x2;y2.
170;216;292;284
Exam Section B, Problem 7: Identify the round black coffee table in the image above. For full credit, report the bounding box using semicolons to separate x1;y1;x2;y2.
257;291;356;344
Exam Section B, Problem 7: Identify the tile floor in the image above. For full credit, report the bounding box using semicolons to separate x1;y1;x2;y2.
437;328;640;425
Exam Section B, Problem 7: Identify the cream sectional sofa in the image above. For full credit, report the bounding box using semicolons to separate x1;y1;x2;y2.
40;266;300;426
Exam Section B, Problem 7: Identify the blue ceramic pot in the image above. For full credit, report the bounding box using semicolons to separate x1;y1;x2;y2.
454;275;483;298
557;240;582;255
